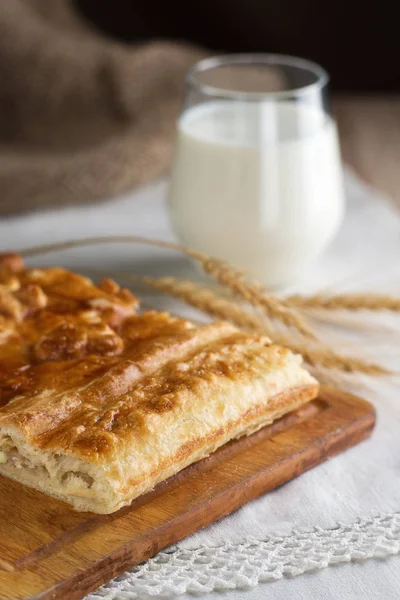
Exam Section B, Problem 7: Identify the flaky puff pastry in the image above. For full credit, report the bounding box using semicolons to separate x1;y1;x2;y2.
0;254;318;513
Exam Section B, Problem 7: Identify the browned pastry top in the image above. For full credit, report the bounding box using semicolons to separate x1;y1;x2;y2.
0;254;300;467
0;254;138;405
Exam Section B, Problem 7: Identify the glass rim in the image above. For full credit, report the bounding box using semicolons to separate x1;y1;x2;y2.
186;53;330;101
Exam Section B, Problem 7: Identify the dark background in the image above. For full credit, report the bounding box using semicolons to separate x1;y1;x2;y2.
75;0;399;92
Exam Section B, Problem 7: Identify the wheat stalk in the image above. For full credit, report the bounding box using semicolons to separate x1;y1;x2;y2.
199;258;315;338
19;236;315;338
17;237;393;376
108;272;391;377
288;293;400;311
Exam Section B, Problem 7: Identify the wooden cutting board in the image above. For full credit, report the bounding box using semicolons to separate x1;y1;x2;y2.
0;386;375;600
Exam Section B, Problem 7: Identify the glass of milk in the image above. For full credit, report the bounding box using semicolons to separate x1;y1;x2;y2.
168;54;345;287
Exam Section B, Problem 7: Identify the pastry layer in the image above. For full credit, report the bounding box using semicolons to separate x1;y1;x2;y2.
0;254;318;513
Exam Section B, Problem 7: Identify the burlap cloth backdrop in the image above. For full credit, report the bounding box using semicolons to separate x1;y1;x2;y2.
0;0;203;215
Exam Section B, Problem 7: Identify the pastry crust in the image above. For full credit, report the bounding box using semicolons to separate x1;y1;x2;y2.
0;255;318;513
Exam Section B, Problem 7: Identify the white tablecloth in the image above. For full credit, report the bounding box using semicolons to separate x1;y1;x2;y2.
1;172;399;599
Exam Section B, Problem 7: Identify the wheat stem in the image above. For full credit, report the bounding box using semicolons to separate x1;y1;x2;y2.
288;293;400;311
200;259;315;337
17;238;393;376
110;272;391;376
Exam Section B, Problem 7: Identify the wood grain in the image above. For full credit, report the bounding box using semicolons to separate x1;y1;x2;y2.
0;386;375;600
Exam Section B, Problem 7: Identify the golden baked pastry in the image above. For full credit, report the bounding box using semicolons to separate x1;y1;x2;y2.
0;254;318;514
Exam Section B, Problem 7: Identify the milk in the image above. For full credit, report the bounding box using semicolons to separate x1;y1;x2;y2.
168;101;345;286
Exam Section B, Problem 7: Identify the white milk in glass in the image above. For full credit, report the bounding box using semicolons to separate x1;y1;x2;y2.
168;101;344;286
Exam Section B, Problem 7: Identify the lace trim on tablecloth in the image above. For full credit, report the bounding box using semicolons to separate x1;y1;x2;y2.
87;511;400;599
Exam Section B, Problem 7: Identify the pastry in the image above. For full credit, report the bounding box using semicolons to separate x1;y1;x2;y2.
0;254;318;513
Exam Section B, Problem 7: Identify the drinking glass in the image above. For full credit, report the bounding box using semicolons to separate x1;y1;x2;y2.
168;54;345;287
